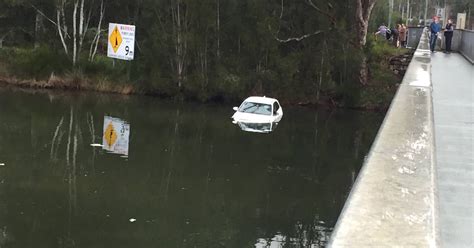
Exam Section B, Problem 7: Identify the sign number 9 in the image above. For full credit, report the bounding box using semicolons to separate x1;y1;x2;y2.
125;46;129;55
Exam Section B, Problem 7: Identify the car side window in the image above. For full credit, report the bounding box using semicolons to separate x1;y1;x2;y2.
273;102;279;115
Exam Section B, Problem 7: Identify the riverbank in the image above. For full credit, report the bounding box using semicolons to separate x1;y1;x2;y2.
0;43;411;111
0;74;395;112
0;73;135;95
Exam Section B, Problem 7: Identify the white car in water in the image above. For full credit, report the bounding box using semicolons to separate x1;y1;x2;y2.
232;96;283;123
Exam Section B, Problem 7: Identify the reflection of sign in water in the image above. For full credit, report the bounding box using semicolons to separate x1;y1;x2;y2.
103;116;130;156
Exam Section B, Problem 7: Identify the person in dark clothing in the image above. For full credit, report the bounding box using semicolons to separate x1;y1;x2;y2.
391;27;399;47
429;16;441;52
444;19;454;53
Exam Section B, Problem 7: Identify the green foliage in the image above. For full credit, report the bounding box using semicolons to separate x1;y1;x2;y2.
367;36;406;61
0;47;70;79
80;55;129;81
355;36;408;109
0;0;405;108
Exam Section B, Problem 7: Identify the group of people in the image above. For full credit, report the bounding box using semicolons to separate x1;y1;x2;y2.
429;16;454;53
375;24;408;48
377;17;455;53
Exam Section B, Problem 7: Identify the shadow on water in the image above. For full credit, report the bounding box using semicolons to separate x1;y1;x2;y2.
0;87;384;247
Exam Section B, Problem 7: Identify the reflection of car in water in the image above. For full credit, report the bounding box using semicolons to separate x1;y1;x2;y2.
236;121;278;133
231;96;283;133
232;96;283;123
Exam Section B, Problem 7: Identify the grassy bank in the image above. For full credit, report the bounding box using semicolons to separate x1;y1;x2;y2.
0;47;138;94
0;43;409;110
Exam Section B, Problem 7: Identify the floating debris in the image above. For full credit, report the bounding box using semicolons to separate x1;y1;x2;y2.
129;218;136;222
90;143;103;147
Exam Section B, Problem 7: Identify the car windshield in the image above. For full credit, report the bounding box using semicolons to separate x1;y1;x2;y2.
238;101;272;115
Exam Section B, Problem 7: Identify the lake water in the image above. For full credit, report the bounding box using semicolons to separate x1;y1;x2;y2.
0;87;383;247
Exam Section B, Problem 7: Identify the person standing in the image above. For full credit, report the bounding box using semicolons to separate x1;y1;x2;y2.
399;24;407;47
391;26;399;47
429;16;441;53
444;19;454;53
402;24;408;48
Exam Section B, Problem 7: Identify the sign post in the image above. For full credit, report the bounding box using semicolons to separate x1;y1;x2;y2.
457;13;466;29
107;23;135;61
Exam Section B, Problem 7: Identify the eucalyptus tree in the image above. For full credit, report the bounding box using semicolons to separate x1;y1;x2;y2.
31;0;105;65
356;0;377;84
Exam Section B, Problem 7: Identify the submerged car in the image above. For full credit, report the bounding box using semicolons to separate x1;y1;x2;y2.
232;96;283;123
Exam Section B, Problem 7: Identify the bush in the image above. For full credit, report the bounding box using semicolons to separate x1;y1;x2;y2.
0;46;71;79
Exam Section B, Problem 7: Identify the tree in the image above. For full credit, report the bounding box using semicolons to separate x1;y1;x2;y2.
33;0;105;65
355;0;377;85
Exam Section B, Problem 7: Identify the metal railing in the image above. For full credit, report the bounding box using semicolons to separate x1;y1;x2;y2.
451;29;474;63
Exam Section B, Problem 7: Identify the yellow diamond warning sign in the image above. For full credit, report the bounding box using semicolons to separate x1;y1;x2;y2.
109;25;123;53
104;122;117;147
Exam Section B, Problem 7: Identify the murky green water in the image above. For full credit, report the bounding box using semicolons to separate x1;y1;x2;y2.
0;87;383;247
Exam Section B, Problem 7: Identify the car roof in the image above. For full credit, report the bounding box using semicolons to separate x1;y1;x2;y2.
244;96;278;105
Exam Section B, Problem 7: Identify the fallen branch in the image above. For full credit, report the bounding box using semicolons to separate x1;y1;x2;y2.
270;25;323;43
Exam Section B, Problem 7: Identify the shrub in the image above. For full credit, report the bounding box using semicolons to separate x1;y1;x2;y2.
2;46;70;79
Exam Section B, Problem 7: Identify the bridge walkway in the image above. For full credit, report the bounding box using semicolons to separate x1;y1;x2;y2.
431;52;473;247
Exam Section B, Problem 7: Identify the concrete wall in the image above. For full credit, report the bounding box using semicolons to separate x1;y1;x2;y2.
328;29;439;247
458;30;474;63
407;27;424;49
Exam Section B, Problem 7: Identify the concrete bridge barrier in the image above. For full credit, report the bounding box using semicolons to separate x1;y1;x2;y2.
409;26;473;64
450;29;474;64
328;29;439;247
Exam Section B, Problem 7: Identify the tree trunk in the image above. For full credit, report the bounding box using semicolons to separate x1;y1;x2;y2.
171;0;187;88
72;0;79;66
78;0;85;53
388;0;393;28
34;11;44;49
57;8;69;55
89;0;105;62
355;0;377;85
406;0;410;26
216;0;220;59
359;56;368;85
